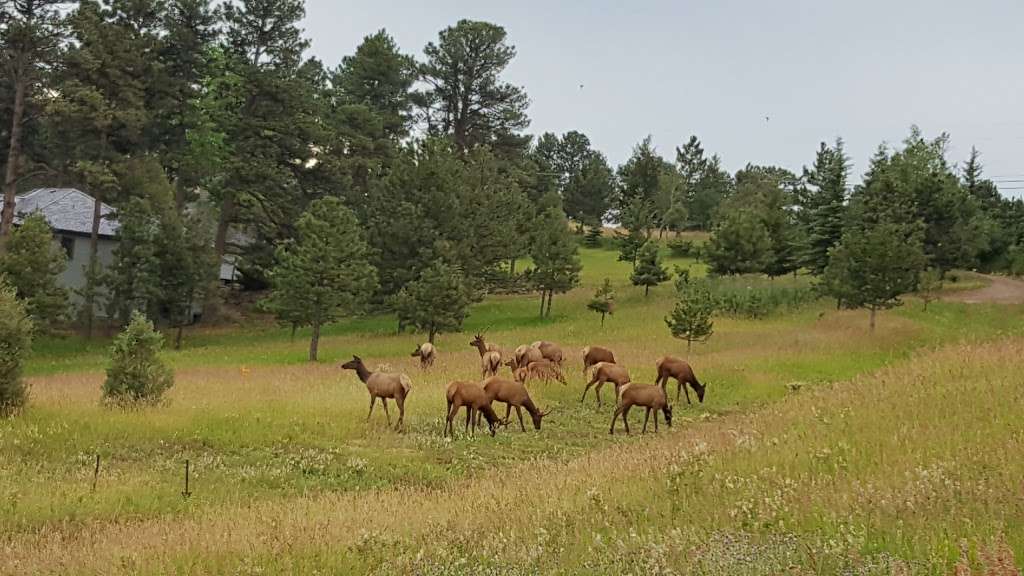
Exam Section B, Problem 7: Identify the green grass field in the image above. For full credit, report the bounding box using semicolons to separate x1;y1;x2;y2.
3;245;1023;575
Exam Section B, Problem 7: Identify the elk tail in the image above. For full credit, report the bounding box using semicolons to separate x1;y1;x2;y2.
400;374;412;395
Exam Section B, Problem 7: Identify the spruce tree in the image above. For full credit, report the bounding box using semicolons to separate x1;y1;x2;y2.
917;267;942;311
261;197;377;361
393;259;474;344
587;278;615;326
105;197;163;325
102;311;174;406
704;209;772;275
0;276;32;415
665;281;715;352
799;139;849;275
0;213;68;329
630;241;670;296
530;206;581;318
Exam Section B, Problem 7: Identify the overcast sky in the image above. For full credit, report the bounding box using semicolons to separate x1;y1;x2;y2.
303;0;1024;196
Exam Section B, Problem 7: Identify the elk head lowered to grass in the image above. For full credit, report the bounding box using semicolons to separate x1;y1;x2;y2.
444;380;504;437
483;376;551;432
609;383;672;435
513;359;567;386
654;356;707;404
411;342;436;369
340;355;412;430
471;334;502;378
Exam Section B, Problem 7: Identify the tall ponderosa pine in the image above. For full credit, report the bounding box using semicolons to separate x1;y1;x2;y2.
531;206;581;318
630;240;670;296
262;197;377;361
393;259;474;343
0;0;69;253
419;19;530;155
0;212;67;328
799;139;849;275
333;29;417;141
617;135;663;211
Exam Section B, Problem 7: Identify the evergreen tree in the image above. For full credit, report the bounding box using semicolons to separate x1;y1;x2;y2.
0;212;67;329
630;240;670;296
917;267;942;311
530;206;581;318
617;135;663;210
261;197;377;361
102;311;174;406
799;139;849;275
616;196;653;269
665;280;715;352
821;222;925;332
105;197;163;325
0;276;32;415
156;209;215;349
704;209;772;275
393;259;474;343
587;278;615;326
419;19;530;155
333;29;416;141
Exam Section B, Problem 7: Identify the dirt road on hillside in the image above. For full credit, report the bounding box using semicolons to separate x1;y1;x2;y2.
942;274;1024;304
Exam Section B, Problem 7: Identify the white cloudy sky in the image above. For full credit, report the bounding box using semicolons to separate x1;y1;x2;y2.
303;0;1024;195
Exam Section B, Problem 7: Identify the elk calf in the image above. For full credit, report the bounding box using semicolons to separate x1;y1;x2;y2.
483;377;551;432
512;344;544;371
471;334;502;378
609;383;672;435
445;381;502;437
530;340;564;367
582;345;616;377
341;355;412;429
411;342;436;369
655;356;707;404
581;362;631;407
515;359;567;386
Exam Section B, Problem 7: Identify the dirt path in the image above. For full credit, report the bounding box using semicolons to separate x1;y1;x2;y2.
942;274;1024;304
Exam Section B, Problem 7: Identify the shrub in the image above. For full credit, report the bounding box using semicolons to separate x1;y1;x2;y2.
667;237;696;258
0;278;33;415
583;226;604;248
694;275;819;319
102;311;174;406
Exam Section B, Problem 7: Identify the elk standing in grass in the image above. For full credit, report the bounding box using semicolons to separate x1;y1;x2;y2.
514;359;567;386
512;344;544;371
444;381;503;437
341;355;412;429
471;334;502;378
483;376;551;432
531;340;564;367
609;383;672;435
411;342;436;369
581;362;631;407
582;345;616;377
655;356;707;404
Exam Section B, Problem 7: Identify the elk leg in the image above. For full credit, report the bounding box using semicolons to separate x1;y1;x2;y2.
653;409;659;432
622;406;632;435
382;399;392;426
595;381;604;407
367;396;376;421
609;406;624;435
465;407;473;435
683;383;692;405
504;403;512;422
445;404;458;437
642;407;651;434
515;406;526;432
395;396;405;430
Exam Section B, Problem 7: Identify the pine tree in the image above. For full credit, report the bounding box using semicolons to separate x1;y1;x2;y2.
0;213;68;329
102;311;174;406
333;29;416;141
631;240;670;296
917;267;942;311
156;210;215;349
616;197;653;269
531;206;581;318
617;136;663;210
105;197;163;325
665;281;715;352
799;139;849;275
0;276;32;415
587;278;615;326
393;259;474;343
261;197;377;361
704;209;771;275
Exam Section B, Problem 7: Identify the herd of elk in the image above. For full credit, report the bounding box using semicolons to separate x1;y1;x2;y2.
341;337;709;438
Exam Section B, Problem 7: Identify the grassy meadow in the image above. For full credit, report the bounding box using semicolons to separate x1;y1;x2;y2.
3;242;1024;574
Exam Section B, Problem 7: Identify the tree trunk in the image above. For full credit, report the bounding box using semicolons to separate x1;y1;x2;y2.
309;320;321;362
429;327;436;344
175;325;184;350
687;339;692;353
509;257;516;277
645;284;650;297
539;290;546;318
869;306;877;333
600;312;606;327
290;322;297;341
0;75;27;254
545;290;554;318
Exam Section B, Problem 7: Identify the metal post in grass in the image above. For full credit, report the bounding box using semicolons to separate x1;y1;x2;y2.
182;459;192;499
91;454;100;492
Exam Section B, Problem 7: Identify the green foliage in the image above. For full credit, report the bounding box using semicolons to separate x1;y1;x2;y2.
630;241;671;296
101;311;173;407
105;197;163;324
696;275;820;319
617;135;663;211
917;268;943;310
583;226;604;248
0;278;33;415
799;139;849;275
261;197;377;361
705;209;772;275
530;207;581;317
332;29;417;140
667;237;697;258
0;213;68;329
665;280;715;351
393;259;474;343
615;197;654;268
586;278;615;326
1010;245;1024;277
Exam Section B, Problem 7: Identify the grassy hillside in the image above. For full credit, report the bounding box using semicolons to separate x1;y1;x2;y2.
3;245;1023;574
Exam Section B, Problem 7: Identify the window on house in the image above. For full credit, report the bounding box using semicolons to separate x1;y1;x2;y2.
60;236;74;260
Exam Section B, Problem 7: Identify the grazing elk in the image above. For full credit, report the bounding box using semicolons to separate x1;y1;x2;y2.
530;340;564;367
471;334;502;378
580;362;631;407
444;381;503;437
483;377;551;432
341;356;412;429
512;344;544;371
411;342;436;369
513;359;567;386
582;345;616;377
654;356;707;404
609;383;673;435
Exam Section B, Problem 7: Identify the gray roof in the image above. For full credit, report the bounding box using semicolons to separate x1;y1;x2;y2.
14;188;119;237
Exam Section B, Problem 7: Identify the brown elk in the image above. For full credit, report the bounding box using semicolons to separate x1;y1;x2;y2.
483;376;551;432
530;340;564;367
341;355;412;429
513;359;567;386
609;383;672;435
580;362;631;407
512;344;544;371
581;345;616;377
654;356;707;404
444;381;503;437
471;334;502;378
411;342;436;369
